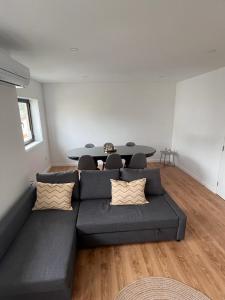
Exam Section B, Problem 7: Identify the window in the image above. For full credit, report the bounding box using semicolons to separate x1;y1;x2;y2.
18;98;35;145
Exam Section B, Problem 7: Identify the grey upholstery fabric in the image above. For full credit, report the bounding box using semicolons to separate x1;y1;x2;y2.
78;155;97;170
0;167;186;299
36;171;78;183
105;154;123;169
1;290;72;300
0;186;36;261
163;193;187;240
36;170;79;201
79;228;178;248
77;194;178;235
80;169;120;200
128;153;147;169
0;209;77;299
121;168;164;196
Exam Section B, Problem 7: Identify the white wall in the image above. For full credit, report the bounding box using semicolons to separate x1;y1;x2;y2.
0;84;28;218
0;79;50;219
172;67;225;192
17;79;51;179
43;82;176;165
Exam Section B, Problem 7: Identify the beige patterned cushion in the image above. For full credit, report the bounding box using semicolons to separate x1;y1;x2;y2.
33;182;74;210
111;178;148;205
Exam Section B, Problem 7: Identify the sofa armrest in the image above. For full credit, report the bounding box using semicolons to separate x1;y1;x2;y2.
0;185;36;261
164;192;187;241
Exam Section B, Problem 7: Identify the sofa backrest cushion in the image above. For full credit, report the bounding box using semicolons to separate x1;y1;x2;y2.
80;170;120;200
120;168;164;196
36;171;79;201
0;186;36;261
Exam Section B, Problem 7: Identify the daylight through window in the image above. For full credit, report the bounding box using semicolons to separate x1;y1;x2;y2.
18;98;35;145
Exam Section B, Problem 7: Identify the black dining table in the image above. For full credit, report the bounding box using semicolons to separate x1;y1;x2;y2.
68;145;156;166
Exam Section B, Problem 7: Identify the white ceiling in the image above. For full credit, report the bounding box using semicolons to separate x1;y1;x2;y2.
1;0;225;83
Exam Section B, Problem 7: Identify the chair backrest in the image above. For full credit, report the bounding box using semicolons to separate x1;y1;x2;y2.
105;153;123;169
128;153;147;169
78;155;97;170
126;141;136;147
85;143;95;148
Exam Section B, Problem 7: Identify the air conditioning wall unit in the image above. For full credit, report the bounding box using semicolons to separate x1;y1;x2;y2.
0;50;30;87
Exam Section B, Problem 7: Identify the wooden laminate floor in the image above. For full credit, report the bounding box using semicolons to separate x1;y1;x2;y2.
49;164;225;300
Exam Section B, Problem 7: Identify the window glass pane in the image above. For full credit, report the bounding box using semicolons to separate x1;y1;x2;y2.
18;102;33;144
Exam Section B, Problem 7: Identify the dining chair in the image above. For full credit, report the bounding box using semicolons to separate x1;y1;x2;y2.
128;153;147;169
105;153;123;170
85;143;95;148
126;142;136;147
78;155;97;170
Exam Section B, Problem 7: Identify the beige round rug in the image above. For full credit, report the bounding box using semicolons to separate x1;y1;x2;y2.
116;277;211;300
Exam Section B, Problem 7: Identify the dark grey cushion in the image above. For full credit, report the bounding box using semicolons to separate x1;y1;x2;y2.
80;169;120;200
0;209;77;297
120;168;164;195
0;186;35;261
36;171;79;201
77;194;178;235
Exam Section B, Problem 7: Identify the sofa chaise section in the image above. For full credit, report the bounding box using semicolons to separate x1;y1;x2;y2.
0;171;80;300
0;209;77;300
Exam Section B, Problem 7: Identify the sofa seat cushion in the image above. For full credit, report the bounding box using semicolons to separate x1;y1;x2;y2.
76;194;179;235
0;209;77;297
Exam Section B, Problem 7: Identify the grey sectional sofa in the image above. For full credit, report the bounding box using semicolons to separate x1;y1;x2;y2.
0;168;186;300
0;172;80;300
